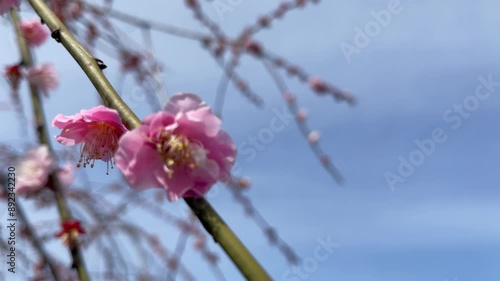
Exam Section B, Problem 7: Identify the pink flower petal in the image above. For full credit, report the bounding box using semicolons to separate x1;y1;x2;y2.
21;19;49;47
115;128;166;189
163;92;204;115
52;106;127;170
54;120;89;145
81;105;123;124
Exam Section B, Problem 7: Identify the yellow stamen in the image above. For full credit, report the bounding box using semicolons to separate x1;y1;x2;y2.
156;131;205;178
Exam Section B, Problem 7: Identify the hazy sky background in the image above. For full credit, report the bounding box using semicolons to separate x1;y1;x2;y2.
1;0;500;280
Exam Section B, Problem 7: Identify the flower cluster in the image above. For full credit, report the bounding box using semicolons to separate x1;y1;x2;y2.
52;93;237;201
3;63;59;95
3;18;59;96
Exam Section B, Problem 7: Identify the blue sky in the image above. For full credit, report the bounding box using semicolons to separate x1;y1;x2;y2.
1;0;500;280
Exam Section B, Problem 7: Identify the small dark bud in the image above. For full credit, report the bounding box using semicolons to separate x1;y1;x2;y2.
51;29;61;43
94;58;107;70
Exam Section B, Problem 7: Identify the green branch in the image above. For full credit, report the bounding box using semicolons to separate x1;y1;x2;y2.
185;198;272;280
10;8;90;281
26;1;272;280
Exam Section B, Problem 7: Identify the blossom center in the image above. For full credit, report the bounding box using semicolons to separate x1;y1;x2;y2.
78;122;119;173
156;131;207;177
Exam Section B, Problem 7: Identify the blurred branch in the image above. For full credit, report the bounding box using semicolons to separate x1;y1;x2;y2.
9;8;89;280
0;181;61;280
83;2;209;41
262;58;345;184
166;215;190;281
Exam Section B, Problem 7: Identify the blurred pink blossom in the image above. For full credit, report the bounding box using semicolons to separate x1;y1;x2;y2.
307;130;320;144
115;92;237;202
309;77;328;94
52;105;128;172
26;63;59;96
58;163;75;187
296;109;307;122
236;177;251;189
16;145;54;196
4;64;22;90
0;0;19;15
55;219;85;246
21;18;49;47
282;92;296;104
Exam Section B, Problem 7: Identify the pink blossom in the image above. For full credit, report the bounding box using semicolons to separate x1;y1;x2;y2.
307;131;320;144
296;0;306;6
52;105;128;172
16;145;54;196
55;219;85;237
120;50;142;71
4;64;22;90
44;163;75;190
0;0;19;15
115;92;236;202
193;238;206;249
55;219;85;246
282;92;296;104
296;109;307;122
58;163;75;187
67;1;84;20
205;252;219;264
236;80;248;91
235;177;251;189
309;77;328;94
21;19;49;47
26;64;59;96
